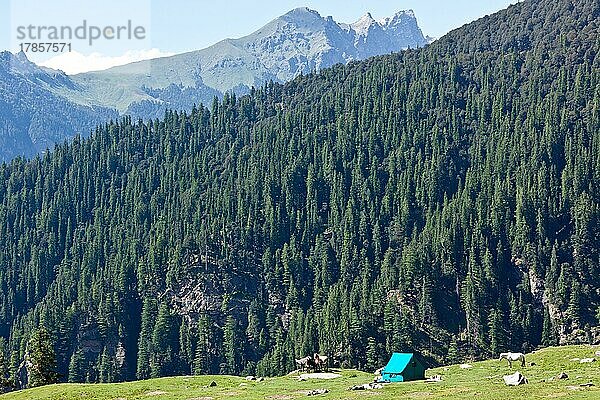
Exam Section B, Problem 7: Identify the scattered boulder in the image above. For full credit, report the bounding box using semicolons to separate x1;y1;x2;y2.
460;364;473;369
426;375;442;383
555;372;569;380
349;383;383;390
245;376;256;381
306;389;329;396
580;358;596;363
209;381;217;387
595;351;600;357
570;358;581;362
580;382;595;387
257;377;265;382
503;371;528;386
530;362;536;366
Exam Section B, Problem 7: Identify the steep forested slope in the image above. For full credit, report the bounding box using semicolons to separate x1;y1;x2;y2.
0;0;598;387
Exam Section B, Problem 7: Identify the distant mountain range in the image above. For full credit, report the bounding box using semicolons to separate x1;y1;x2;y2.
0;8;427;161
0;52;118;161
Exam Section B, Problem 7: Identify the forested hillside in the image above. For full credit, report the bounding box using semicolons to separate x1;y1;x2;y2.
0;0;598;387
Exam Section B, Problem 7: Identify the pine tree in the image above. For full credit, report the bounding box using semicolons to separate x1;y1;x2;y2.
179;320;193;374
365;337;378;372
137;297;156;380
488;309;505;357
447;340;459;364
68;349;86;383
193;314;212;375
541;306;557;346
28;328;59;388
151;302;176;378
567;281;582;326
0;338;12;391
223;316;240;375
98;347;114;383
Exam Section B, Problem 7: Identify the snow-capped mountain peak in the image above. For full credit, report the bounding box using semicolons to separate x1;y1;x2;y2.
380;10;417;30
0;8;430;161
238;8;426;82
351;12;377;36
281;7;325;28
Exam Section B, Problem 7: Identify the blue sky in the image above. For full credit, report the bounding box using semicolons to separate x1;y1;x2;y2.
1;0;518;73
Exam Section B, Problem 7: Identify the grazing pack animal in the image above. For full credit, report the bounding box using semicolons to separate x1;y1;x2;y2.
499;352;526;368
295;353;328;373
313;353;328;372
295;356;312;372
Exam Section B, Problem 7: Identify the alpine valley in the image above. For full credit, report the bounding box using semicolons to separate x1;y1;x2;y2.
0;0;599;395
0;8;427;161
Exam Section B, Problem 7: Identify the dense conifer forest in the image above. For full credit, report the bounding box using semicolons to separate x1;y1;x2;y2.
0;0;598;387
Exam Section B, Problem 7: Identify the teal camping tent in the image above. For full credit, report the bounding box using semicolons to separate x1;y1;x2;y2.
381;353;426;382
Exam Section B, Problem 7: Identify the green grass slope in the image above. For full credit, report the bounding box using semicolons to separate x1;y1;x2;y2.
2;345;599;400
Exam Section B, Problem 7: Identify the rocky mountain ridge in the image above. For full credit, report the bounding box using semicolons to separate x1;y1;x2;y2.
0;8;427;161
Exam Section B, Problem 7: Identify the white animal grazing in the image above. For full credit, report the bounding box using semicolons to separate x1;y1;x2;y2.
499;352;526;368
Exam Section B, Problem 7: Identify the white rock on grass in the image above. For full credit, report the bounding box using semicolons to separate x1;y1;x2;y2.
503;371;528;386
426;375;442;382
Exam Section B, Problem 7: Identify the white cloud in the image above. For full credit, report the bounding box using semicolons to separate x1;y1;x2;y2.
39;48;175;75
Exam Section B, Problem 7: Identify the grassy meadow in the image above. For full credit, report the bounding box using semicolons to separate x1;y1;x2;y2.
1;345;599;400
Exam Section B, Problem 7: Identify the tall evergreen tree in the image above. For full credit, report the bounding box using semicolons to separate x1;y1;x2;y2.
0;338;12;391
68;349;86;383
28;328;59;388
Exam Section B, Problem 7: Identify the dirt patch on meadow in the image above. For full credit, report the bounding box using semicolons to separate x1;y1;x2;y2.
146;391;168;396
298;373;341;380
